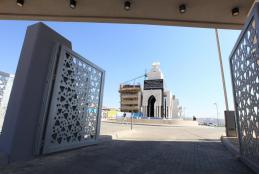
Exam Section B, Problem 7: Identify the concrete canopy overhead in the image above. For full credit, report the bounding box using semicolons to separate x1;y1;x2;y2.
0;0;255;29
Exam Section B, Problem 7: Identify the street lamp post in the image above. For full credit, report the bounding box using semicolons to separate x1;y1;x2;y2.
183;107;186;120
215;29;229;111
214;103;219;126
131;112;133;130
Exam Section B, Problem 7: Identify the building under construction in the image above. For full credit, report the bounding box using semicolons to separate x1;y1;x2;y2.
119;84;142;113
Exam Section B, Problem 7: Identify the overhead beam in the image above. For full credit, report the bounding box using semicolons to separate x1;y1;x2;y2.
0;0;254;29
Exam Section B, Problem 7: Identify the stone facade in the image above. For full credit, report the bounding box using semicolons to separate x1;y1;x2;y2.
119;62;181;118
142;63;181;119
142;89;163;118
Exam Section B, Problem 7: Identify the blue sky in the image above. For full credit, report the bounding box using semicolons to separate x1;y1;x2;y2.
0;20;240;118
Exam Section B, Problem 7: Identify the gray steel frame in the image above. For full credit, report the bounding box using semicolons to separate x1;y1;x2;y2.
41;45;105;154
34;44;62;155
230;3;259;172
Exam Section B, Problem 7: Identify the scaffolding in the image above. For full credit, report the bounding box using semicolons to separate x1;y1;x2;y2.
119;84;142;113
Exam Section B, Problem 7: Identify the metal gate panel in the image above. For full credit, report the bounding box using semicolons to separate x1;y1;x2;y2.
0;71;11;132
42;46;105;154
0;71;10;107
230;4;259;169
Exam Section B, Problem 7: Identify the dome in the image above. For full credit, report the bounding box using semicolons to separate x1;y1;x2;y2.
147;62;164;80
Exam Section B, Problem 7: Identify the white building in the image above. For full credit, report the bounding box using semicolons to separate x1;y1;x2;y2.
0;71;14;131
142;62;181;119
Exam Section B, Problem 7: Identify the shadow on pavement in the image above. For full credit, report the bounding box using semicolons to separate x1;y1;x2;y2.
0;139;254;174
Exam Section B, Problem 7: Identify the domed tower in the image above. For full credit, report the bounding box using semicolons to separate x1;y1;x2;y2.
147;62;164;80
142;62;164;118
142;62;181;119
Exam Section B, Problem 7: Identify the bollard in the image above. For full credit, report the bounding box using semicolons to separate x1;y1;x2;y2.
131;113;133;130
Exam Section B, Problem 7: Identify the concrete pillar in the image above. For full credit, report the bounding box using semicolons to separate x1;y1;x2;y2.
0;22;72;162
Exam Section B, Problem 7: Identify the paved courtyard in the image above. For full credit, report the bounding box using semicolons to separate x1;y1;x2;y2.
0;122;254;174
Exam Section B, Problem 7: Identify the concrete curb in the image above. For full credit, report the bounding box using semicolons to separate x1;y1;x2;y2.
221;136;259;174
221;136;240;158
110;129;137;139
97;135;113;143
0;129;135;168
103;120;198;127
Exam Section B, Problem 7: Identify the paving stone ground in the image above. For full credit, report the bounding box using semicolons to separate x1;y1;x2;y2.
0;122;254;174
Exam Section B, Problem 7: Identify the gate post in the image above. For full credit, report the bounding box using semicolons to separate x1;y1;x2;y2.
0;22;72;162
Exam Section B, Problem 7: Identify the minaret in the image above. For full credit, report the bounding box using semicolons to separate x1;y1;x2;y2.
147;62;164;80
142;62;164;118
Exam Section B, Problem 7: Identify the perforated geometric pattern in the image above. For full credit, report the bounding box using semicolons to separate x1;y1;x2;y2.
43;46;104;153
230;17;259;163
0;72;9;106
